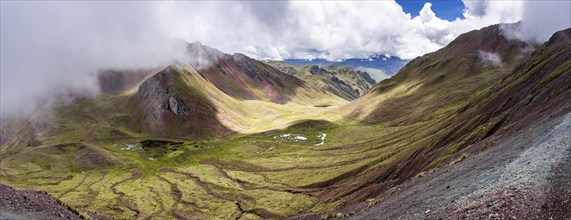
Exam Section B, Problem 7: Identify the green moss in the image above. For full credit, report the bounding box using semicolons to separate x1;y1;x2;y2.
536;59;571;91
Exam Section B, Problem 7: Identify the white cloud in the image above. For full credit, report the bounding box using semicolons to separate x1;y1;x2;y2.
2;0;568;117
501;1;571;43
1;1;187;118
159;1;524;60
479;51;503;67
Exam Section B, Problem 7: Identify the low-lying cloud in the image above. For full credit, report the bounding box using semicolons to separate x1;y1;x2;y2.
1;2;187;118
1;1;569;118
479;51;503;67
501;1;571;43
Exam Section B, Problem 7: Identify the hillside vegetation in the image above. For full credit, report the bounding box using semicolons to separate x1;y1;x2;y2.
1;25;570;219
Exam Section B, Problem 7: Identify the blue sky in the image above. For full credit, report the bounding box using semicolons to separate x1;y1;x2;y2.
397;0;465;21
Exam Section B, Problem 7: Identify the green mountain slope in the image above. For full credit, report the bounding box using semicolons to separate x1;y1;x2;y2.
267;61;376;100
0;25;569;219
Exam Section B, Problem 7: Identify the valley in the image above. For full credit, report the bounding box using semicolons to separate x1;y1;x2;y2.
1;25;570;220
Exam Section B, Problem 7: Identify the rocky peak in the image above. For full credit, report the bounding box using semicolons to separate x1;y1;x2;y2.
135;66;190;118
136;66;176;99
187;41;227;70
446;23;530;58
308;65;332;75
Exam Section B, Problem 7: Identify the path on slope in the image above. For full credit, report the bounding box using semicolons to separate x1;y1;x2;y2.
349;112;571;219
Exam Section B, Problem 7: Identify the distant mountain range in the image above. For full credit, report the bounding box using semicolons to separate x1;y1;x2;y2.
284;55;409;82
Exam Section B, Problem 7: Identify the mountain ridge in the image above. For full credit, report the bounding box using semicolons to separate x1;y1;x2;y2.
0;25;569;220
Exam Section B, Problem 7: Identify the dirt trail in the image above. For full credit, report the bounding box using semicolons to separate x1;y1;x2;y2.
346;112;571;219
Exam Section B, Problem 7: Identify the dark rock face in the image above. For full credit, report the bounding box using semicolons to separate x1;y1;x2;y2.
309;65;332;75
136;67;190;119
167;96;189;116
137;67;175;99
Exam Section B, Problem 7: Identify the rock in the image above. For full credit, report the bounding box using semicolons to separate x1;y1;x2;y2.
168;96;189;116
136;67;176;99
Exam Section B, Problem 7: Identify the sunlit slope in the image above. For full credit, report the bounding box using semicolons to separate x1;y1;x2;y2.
1;26;569;220
267;61;376;100
0;43;349;155
343;24;532;124
313;25;571;204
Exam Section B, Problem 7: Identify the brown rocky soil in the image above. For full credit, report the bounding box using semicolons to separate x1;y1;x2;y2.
343;111;571;220
0;184;82;220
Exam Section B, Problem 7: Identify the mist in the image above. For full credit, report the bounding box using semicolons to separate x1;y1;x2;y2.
0;1;187;118
1;1;569;119
502;1;571;43
479;51;503;67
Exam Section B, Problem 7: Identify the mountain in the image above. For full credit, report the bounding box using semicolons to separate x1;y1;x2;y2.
186;42;309;104
342;26;571;220
284;55;409;81
266;61;376;100
345;23;532;124
1;25;569;220
0;42;348;156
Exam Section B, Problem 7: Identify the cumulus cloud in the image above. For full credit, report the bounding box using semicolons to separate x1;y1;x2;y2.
1;0;568;118
161;1;524;60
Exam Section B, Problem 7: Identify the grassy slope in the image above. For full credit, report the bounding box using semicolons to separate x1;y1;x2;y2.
265;61;375;101
0;62;351;219
1;26;569;219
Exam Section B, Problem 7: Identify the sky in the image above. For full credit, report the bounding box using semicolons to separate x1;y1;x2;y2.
397;0;465;21
1;0;570;118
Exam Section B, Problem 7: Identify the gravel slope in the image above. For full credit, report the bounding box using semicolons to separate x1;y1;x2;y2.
349;112;571;220
0;184;82;220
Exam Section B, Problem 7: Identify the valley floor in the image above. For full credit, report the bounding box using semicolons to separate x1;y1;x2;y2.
345;112;571;219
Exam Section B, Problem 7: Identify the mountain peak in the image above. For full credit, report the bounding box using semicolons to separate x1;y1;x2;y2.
186;41;226;69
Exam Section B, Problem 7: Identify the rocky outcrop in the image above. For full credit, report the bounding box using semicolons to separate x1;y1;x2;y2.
136;66;176;99
136;67;190;119
128;65;233;139
309;65;333;75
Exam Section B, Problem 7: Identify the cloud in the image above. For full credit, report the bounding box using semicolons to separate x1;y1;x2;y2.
160;1;524;61
479;51;503;67
501;1;571;43
1;1;187;118
2;0;568;118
